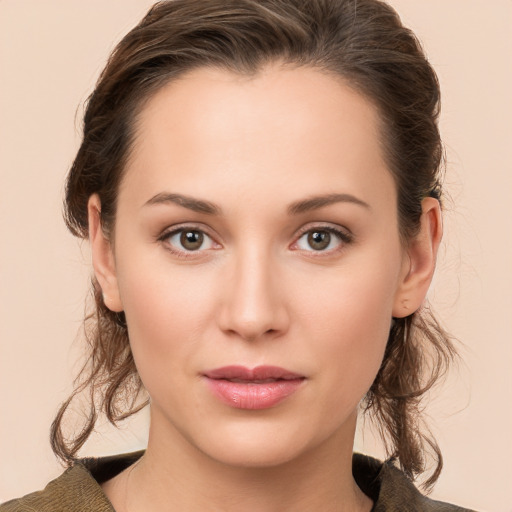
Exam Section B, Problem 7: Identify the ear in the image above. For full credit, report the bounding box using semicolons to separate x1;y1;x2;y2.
392;197;442;318
88;194;123;313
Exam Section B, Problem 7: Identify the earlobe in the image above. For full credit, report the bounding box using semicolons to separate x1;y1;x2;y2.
87;194;123;313
392;197;442;318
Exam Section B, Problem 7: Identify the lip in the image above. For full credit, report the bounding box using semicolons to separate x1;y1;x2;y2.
203;365;305;410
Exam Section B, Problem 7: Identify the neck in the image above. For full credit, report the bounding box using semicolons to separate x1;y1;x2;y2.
104;410;372;512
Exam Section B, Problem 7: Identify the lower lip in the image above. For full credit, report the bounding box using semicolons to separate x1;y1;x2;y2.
204;377;305;410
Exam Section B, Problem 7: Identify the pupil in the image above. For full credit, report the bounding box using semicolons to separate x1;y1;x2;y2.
181;230;203;250
308;231;330;250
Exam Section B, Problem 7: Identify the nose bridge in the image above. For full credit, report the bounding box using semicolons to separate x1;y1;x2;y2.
219;242;287;340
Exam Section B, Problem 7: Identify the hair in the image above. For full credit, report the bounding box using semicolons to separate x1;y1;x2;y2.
53;0;455;491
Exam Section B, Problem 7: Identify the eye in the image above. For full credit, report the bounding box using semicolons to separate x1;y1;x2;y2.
163;228;216;253
294;227;351;252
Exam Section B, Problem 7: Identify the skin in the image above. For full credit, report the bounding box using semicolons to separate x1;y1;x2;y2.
90;64;441;512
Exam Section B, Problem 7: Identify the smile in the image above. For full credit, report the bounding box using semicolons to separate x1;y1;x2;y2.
203;365;306;410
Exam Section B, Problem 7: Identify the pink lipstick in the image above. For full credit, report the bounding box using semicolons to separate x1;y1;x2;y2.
203;365;305;410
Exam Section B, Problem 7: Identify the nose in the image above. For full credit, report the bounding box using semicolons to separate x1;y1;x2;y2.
217;247;290;342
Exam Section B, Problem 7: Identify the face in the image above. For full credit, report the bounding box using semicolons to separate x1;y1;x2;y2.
91;64;432;468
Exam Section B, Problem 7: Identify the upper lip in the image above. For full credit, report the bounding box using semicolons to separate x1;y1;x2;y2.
203;365;304;381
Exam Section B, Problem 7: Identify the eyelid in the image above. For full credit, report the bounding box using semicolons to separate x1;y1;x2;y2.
157;223;222;258
290;223;353;253
156;221;353;258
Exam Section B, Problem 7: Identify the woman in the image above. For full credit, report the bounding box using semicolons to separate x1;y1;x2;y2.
1;0;476;510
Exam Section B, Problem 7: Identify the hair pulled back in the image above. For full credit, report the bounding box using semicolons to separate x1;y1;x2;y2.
54;0;454;490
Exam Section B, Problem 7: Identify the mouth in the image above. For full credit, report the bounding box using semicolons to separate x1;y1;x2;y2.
202;365;306;410
204;365;304;381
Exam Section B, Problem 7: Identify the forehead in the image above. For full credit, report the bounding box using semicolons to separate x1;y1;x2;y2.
121;64;394;212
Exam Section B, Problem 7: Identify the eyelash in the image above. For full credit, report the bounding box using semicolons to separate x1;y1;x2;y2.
291;225;353;256
157;224;218;260
157;223;353;259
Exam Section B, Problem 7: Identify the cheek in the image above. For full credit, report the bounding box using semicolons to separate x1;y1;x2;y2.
296;254;400;402
298;251;399;338
115;258;217;385
314;291;390;377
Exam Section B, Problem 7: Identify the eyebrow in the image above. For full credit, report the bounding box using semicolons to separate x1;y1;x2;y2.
287;193;371;215
144;193;221;215
143;192;370;216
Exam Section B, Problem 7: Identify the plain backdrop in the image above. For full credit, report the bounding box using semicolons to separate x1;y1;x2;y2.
1;1;511;511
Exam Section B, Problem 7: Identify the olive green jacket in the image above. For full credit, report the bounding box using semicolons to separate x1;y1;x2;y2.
0;452;475;511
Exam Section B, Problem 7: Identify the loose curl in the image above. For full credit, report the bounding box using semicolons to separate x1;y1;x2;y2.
52;0;455;490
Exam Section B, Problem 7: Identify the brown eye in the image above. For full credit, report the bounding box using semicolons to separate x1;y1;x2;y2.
307;230;331;251
163;228;215;253
180;230;204;250
294;227;350;253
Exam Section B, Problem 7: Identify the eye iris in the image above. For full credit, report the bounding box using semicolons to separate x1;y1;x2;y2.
307;231;330;250
180;230;204;250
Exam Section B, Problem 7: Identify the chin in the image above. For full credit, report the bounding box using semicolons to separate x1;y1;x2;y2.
204;439;308;469
189;417;333;470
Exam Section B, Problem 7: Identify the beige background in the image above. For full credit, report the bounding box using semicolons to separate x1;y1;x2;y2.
1;1;511;510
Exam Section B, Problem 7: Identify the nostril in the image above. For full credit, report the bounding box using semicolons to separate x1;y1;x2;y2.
223;326;280;342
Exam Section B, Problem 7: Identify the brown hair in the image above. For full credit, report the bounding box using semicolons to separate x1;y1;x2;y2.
53;0;454;490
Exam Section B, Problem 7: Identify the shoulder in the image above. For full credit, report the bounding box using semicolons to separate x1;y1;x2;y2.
0;452;142;512
0;464;110;512
2;452;476;512
353;453;477;512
